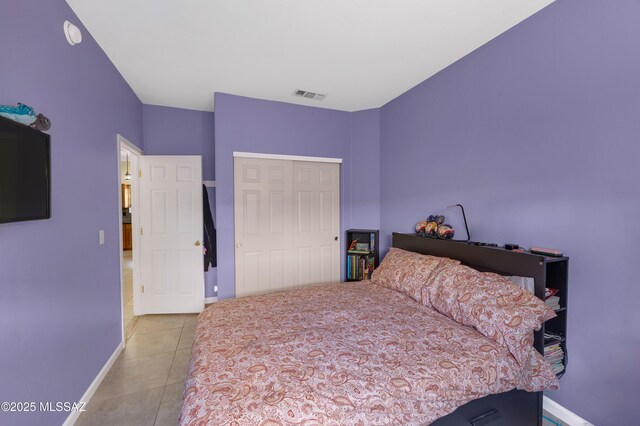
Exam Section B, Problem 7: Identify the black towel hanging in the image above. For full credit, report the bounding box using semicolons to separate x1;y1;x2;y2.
202;185;217;270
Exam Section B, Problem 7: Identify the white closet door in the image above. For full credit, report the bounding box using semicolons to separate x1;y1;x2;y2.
234;157;341;297
234;158;294;297
293;161;341;286
140;155;204;314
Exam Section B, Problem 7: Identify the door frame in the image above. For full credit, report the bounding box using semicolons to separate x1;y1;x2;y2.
233;151;342;164
117;134;143;341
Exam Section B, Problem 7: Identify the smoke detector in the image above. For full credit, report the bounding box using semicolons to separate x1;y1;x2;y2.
64;21;83;46
293;90;326;101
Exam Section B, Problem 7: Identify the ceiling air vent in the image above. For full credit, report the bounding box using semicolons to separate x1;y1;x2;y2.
293;90;326;101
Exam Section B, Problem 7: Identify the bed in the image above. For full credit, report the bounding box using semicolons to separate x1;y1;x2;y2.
180;233;559;425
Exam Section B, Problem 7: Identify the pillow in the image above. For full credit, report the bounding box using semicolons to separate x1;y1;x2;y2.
508;275;535;294
519;347;560;391
370;247;459;302
420;264;556;374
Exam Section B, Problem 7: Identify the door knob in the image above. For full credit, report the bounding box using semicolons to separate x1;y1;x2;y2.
334;236;338;241
194;241;201;246
236;242;242;248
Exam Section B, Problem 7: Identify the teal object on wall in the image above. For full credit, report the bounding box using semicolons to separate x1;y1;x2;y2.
0;102;37;125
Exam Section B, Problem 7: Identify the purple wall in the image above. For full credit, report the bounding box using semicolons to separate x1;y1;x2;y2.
142;104;217;297
214;93;381;300
379;0;640;423
0;1;142;425
142;104;215;180
348;109;381;230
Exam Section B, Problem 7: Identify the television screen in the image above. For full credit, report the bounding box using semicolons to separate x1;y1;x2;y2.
0;116;50;223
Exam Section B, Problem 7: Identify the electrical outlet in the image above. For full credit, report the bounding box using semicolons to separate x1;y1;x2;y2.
99;230;105;245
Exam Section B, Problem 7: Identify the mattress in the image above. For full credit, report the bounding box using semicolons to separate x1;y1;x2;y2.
180;281;555;425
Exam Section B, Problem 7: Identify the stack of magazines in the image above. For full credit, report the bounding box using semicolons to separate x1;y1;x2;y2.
544;332;565;375
545;288;561;311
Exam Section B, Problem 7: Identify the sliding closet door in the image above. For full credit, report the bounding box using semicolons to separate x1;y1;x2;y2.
234;157;294;297
293;161;341;286
234;156;340;297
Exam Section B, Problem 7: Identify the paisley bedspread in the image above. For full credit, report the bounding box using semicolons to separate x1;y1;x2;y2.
179;281;557;425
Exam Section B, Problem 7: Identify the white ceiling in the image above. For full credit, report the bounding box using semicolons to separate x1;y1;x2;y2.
66;0;553;112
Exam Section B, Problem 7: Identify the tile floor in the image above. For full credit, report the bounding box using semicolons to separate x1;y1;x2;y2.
122;251;140;339
76;313;197;425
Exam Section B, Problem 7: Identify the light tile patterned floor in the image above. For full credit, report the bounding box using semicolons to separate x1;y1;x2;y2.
122;251;140;339
76;313;197;426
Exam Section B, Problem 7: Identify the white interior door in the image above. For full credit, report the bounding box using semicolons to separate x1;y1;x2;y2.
234;158;294;297
293;161;340;285
140;155;204;314
234;156;340;298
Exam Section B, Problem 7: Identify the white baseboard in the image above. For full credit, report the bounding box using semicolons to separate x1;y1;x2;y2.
63;341;124;426
204;297;218;304
544;396;594;426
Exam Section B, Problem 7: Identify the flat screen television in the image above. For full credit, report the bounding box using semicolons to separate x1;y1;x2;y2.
0;115;51;223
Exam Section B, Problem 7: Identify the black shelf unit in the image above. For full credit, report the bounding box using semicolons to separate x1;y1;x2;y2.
345;229;379;282
542;257;569;379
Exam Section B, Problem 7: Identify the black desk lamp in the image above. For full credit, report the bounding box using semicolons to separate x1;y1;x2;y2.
446;204;471;242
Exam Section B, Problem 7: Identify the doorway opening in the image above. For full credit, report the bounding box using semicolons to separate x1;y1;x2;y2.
117;135;142;340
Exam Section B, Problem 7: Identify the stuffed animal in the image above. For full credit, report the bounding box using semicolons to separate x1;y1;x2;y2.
424;220;439;237
415;214;455;240
415;221;428;236
437;224;455;239
0;103;51;131
31;113;51;131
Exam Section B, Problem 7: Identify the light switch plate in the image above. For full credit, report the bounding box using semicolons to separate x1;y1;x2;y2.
99;230;105;245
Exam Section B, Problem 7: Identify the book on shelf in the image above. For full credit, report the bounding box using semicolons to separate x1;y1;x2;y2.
355;242;369;251
544;334;565;375
545;288;561;311
545;288;559;299
348;250;371;255
546;295;561;311
347;253;374;281
544;331;564;344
